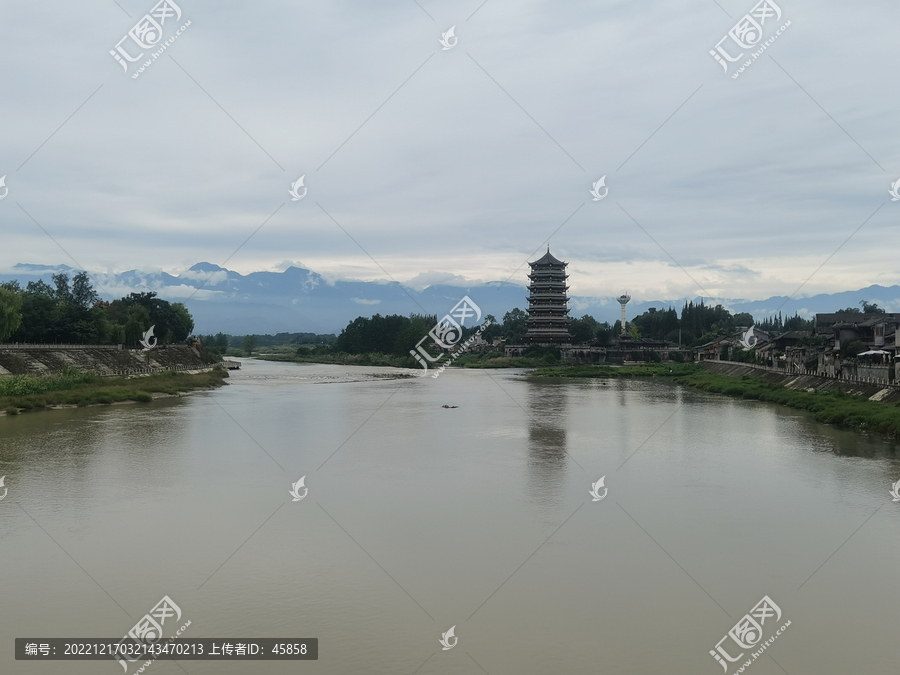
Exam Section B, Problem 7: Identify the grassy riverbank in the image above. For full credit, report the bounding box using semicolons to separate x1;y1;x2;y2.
255;349;560;369
529;362;900;440
0;368;228;415
675;370;900;440
531;363;701;377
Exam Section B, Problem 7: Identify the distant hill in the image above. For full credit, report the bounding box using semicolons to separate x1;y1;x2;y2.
2;262;899;335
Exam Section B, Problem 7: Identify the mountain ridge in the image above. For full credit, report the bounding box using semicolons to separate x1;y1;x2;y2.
2;263;898;335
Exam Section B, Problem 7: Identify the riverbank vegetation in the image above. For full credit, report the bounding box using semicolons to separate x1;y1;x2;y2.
255;341;565;369
0;273;193;347
241;298;829;369
0;367;227;415
675;369;900;440
531;363;701;377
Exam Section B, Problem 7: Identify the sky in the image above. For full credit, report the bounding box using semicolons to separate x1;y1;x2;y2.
1;0;898;311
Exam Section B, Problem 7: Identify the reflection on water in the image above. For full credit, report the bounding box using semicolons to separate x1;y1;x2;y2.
525;381;569;508
1;361;900;674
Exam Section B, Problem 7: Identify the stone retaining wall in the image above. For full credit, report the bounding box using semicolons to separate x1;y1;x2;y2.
0;345;211;377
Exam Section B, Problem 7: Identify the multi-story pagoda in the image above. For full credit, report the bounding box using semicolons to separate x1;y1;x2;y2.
523;248;571;345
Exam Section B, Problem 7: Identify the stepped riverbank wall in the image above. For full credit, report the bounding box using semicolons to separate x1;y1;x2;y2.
701;361;900;404
0;345;216;377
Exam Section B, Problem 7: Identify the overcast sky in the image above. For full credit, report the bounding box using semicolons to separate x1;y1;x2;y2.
1;0;897;309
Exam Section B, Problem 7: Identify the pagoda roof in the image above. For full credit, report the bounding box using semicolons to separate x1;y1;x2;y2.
530;249;566;266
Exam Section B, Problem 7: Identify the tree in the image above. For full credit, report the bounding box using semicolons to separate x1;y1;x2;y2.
242;335;258;355
732;312;754;328
170;303;194;341
109;291;194;345
123;305;151;346
861;300;886;314
782;313;813;331
51;272;72;303
501;308;527;343
480;314;502;343
632;306;679;340
628;322;641;340
2;274;194;347
71;272;99;308
569;314;599;343
11;292;57;342
0;287;23;341
393;314;436;356
595;322;613;346
25;279;55;297
681;299;734;337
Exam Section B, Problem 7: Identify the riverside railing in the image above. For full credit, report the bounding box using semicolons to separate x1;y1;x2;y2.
711;359;899;389
0;344;197;350
0;343;124;350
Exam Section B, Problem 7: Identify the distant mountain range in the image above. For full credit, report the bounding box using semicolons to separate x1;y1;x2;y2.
2;262;899;335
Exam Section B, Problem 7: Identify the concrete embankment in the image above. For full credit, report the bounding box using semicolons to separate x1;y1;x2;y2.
0;345;213;377
701;361;900;404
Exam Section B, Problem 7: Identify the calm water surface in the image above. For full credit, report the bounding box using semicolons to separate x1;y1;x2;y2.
2;359;899;674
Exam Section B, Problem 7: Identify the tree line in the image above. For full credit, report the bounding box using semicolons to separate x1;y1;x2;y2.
308;298;889;357
0;273;194;346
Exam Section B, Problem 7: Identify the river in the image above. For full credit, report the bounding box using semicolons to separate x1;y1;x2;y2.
2;359;899;674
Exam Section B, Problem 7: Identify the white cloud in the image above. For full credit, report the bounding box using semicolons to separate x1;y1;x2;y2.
1;0;897;305
177;270;229;286
402;271;476;291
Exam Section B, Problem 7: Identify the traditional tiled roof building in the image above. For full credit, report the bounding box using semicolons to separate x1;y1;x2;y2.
523;248;571;345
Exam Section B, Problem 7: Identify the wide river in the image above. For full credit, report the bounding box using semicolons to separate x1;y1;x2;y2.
2;359;899;674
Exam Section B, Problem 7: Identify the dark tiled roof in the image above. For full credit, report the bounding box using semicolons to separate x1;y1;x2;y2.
530;249;566;266
817;312;900;327
815;313;867;324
